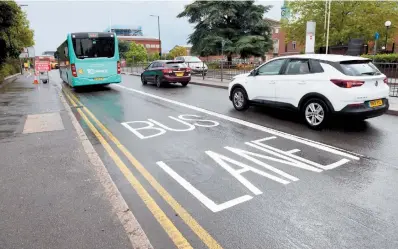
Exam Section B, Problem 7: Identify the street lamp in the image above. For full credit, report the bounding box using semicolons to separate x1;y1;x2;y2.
150;15;161;58
384;20;391;53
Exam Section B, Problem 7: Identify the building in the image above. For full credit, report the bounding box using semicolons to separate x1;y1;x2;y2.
264;17;302;60
106;25;161;54
104;25;143;36
118;36;161;54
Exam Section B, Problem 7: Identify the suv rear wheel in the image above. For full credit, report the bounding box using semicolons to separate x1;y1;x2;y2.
303;98;329;130
232;87;249;111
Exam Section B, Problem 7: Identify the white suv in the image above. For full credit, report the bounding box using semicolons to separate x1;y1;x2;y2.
228;54;389;129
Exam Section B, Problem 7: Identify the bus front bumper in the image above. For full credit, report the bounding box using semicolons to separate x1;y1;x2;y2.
72;74;121;87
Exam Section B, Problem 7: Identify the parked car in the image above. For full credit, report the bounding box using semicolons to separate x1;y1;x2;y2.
175;56;208;75
228;54;390;129
141;60;191;88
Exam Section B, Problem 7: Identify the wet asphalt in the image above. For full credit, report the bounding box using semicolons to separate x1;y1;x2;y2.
60;72;398;249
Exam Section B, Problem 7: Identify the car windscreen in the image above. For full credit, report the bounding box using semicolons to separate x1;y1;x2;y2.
340;60;381;76
72;37;115;59
165;63;187;68
185;57;201;62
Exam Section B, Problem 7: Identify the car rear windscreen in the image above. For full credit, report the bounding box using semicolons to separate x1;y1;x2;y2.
72;37;115;59
165;63;187;68
340;60;381;76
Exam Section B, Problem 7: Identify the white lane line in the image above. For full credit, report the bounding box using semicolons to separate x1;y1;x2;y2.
157;161;253;213
286;149;300;154
114;84;362;160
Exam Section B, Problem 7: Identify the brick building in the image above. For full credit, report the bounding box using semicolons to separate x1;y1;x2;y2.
118;36;161;54
264;17;303;60
106;25;161;54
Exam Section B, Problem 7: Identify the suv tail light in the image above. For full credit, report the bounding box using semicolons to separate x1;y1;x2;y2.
330;79;364;88
117;61;121;74
71;64;77;77
384;77;388;84
162;69;173;74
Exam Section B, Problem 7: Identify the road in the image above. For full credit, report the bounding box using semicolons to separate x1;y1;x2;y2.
56;71;398;249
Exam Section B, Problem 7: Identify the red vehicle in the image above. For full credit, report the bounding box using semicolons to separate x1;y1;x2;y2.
141;60;191;88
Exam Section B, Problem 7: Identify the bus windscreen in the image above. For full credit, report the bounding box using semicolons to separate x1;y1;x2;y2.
72;37;115;59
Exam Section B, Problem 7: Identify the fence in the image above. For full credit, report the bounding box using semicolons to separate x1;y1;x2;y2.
122;61;261;82
373;62;398;97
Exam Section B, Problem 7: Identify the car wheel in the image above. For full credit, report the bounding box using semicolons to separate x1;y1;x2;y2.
156;76;162;88
141;75;147;85
232;87;249;111
303;98;329;130
181;82;188;87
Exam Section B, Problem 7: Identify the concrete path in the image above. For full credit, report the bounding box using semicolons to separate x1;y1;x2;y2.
0;73;151;249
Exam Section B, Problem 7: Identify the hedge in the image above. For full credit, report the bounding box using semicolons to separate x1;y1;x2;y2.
361;53;398;63
0;59;20;82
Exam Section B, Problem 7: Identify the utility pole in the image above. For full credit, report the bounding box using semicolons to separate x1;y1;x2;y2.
150;15;161;57
325;0;332;54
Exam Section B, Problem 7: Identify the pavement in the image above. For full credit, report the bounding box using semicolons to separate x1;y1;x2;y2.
3;71;398;249
0;73;151;249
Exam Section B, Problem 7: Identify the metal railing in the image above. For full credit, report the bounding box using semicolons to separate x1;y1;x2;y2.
373;63;398;97
121;61;261;82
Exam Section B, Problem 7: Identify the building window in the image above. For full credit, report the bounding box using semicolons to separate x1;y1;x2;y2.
146;44;150;48
292;41;297;50
155;44;160;48
273;39;279;54
275;28;279;34
150;44;156;48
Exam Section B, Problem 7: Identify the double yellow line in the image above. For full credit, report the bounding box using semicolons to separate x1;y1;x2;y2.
62;88;222;249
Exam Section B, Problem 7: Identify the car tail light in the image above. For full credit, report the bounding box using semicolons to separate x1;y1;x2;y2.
117;61;121;74
384;77;388;84
185;68;191;72
162;69;173;74
71;64;77;77
330;79;364;88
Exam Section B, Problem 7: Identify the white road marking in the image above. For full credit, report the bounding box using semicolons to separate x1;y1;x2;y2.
251;138;350;171
157;161;253;213
114;84;361;160
286;149;301;154
149;117;195;132
206;150;290;189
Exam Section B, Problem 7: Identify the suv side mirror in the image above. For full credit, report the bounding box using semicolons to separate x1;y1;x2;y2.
250;69;258;76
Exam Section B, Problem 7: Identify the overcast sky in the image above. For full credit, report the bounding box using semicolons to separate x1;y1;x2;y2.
16;0;283;55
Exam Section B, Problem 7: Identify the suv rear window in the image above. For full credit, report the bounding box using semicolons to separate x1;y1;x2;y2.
340;60;381;76
72;37;115;59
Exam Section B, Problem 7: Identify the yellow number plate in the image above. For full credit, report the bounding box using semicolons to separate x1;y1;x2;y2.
175;72;184;77
369;99;383;107
94;77;104;81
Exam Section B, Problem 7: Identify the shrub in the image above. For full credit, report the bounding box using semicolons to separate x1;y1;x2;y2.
361;53;398;63
0;59;20;82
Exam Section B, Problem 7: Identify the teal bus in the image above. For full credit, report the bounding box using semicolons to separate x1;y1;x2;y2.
56;32;121;87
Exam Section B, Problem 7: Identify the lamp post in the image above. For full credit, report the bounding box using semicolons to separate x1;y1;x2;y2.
150;15;161;58
384;20;391;53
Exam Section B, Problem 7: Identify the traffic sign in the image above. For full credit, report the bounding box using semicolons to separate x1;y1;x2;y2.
375;32;380;40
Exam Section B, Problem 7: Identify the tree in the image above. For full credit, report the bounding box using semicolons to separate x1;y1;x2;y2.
148;52;160;62
125;42;147;65
0;1;34;63
118;41;130;59
177;0;273;62
168;46;187;59
283;1;398;50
